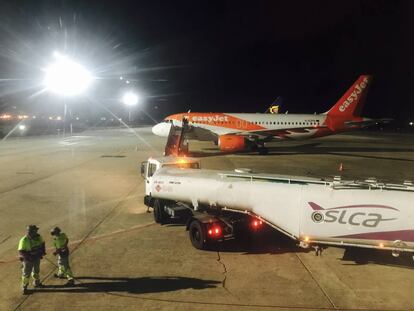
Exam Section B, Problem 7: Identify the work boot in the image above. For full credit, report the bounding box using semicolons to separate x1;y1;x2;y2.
22;286;28;295
33;280;43;288
54;273;65;279
65;279;75;287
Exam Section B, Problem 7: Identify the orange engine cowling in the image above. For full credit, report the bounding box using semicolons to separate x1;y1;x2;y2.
218;135;246;152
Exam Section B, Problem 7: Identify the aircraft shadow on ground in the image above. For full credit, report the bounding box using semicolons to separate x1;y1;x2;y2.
33;276;220;294
192;142;414;162
340;248;414;270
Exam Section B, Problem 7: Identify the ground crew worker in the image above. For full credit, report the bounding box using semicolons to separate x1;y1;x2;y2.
50;227;74;286
18;225;46;295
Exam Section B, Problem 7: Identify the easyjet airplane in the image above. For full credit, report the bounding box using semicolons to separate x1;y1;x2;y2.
152;75;390;154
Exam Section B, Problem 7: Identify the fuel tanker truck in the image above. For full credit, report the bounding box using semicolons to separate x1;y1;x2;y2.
141;157;414;258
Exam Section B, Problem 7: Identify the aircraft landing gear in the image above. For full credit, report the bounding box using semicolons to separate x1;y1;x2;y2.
250;143;268;155
257;145;269;155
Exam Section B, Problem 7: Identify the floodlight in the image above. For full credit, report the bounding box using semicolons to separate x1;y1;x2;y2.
122;92;139;106
19;125;26;131
44;53;92;96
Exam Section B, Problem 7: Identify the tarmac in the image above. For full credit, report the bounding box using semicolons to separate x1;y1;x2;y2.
0;127;414;310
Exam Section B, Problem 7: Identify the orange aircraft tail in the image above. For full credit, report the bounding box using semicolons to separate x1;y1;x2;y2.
326;75;372;118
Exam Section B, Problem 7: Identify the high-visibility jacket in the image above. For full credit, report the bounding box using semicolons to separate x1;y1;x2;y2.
53;233;69;257
18;234;45;260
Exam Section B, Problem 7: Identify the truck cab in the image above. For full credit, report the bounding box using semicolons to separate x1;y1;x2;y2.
141;156;201;206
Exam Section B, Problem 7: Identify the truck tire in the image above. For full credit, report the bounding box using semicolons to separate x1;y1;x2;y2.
189;220;207;250
153;199;165;224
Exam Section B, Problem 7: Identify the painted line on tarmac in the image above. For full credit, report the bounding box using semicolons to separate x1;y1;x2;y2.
0;157;98;195
102;291;407;311
0;222;155;265
294;253;337;310
70;222;156;249
0;235;11;245
59;141;77;146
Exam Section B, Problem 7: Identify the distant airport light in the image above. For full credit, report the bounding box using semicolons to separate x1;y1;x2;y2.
126;80;130;84
409;121;413;126
122;92;140;106
0;114;12;119
44;52;92;96
48;116;53;120
18;125;26;131
56;116;62;121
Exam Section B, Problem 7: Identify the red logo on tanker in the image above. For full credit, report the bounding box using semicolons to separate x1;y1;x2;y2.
155;184;161;192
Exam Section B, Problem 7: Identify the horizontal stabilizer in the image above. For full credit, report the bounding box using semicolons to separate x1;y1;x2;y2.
344;118;393;128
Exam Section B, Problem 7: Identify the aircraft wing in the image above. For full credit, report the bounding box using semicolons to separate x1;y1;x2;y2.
181;124;326;141
232;125;328;140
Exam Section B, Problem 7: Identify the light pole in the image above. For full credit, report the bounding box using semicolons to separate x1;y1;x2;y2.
122;92;140;123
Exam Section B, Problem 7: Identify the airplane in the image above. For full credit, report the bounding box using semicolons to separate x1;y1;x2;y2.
152;75;391;154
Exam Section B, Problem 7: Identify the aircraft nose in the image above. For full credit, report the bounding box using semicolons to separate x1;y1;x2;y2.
151;123;162;136
152;122;171;137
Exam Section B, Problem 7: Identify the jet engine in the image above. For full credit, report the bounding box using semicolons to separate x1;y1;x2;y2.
218;135;246;152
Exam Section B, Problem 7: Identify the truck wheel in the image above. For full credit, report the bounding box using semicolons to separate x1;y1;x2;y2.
189;220;206;250
153;199;165;224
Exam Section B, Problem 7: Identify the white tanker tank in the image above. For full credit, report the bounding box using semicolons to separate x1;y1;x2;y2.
142;157;414;256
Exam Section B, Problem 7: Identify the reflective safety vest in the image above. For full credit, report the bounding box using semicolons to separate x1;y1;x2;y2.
18;234;45;257
53;233;69;256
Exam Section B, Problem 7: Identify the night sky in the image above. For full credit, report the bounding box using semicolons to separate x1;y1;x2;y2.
0;0;413;123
